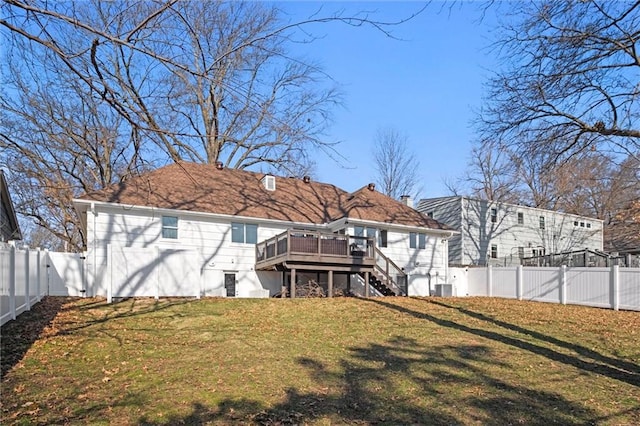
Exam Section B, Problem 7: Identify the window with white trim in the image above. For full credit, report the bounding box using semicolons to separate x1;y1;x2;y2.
410;232;426;249
491;208;497;223
231;222;258;244
162;216;178;239
490;244;498;259
517;212;524;225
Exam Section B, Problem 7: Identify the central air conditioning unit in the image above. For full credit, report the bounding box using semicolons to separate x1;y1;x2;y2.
434;284;453;297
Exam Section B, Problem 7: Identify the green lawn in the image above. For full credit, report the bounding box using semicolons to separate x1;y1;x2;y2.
2;296;639;425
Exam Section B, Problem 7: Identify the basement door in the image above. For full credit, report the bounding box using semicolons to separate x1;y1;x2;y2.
224;273;237;297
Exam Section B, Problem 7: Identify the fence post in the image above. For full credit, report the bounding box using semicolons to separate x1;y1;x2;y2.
44;249;50;296
82;251;87;297
487;265;493;297
197;250;202;299
9;245;16;320
36;249;42;301
516;265;523;300
611;264;619;311
106;244;113;304
25;247;30;311
155;246;161;300
560;265;567;305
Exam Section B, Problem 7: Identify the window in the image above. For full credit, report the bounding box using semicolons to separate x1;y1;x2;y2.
574;221;579;227
491;208;497;223
427;211;434;218
517;212;524;225
580;222;585;227
231;222;257;244
366;227;376;238
518;247;524;258
490;244;498;259
378;230;388;248
587;223;591;229
410;232;426;249
533;248;545;257
539;216;545;230
355;226;376;239
162;216;178;239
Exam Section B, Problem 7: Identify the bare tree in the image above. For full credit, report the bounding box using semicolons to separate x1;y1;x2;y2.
606;199;640;251
1;0;423;250
478;1;640;163
461;139;640;249
1;35;144;249
461;140;519;202
372;127;421;200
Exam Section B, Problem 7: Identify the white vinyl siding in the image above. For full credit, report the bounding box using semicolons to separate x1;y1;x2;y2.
83;205;450;299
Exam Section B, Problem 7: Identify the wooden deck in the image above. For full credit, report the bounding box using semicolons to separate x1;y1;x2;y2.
255;230;376;272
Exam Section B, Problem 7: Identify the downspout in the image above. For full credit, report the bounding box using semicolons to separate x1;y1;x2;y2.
444;236;449;285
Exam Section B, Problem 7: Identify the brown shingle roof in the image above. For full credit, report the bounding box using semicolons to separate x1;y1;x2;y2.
79;162;451;230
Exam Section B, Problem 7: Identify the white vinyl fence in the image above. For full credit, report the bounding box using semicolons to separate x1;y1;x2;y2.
461;265;640;311
105;245;201;302
1;245;47;326
1;244;86;326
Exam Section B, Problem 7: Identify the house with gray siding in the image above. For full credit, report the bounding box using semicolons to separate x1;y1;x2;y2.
417;196;603;266
74;162;456;298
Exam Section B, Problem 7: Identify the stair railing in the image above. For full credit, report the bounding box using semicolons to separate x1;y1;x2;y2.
373;247;408;296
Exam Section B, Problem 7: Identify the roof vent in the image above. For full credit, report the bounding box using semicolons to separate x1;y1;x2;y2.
215;161;223;170
262;175;276;191
367;183;375;191
303;175;311;184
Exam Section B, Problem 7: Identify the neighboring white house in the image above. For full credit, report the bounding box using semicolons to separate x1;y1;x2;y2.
1;170;22;243
73;162;456;298
417;196;604;266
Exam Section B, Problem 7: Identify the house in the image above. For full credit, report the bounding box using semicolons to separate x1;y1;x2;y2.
0;170;22;243
73;162;456;298
416;196;603;267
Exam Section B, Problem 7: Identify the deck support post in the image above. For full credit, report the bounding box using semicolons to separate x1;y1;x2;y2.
364;271;370;298
290;268;296;299
328;270;333;298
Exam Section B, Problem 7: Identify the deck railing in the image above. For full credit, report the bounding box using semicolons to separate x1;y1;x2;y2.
256;230;374;263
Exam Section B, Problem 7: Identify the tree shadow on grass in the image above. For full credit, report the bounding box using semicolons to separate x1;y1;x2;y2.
48;297;200;344
138;336;605;425
1;296;70;379
1;297;199;379
367;298;640;387
429;299;640;378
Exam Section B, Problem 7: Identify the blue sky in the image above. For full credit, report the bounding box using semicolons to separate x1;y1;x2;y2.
276;2;498;198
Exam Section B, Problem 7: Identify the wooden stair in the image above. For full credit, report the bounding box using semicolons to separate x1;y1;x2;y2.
359;247;408;296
